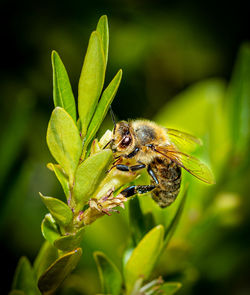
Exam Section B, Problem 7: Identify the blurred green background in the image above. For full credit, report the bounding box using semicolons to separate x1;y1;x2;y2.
1;0;249;294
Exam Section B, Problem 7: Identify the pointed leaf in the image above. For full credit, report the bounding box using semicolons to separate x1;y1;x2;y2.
129;199;155;246
73;149;113;211
33;241;58;281
228;43;250;157
163;187;188;249
85;69;122;148
40;193;73;226
124;225;164;294
12;256;40;295
54;227;85;251
47;163;70;200
41;213;61;244
51;50;77;121
96;15;109;66
78;31;106;136
129;196;147;245
47;107;82;184
94;251;122;295
159;282;182;295
144;212;155;232
38;248;82;294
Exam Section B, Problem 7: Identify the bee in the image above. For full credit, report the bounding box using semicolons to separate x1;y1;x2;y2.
108;119;215;208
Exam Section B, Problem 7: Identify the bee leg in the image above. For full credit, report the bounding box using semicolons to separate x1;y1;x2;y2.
115;164;146;172
120;185;156;198
147;165;159;184
130;164;146;171
126;147;140;158
115;164;130;171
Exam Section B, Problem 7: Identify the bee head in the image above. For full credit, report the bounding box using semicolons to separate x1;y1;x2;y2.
111;121;134;154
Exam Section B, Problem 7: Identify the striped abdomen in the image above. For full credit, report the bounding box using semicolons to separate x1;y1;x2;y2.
150;157;181;208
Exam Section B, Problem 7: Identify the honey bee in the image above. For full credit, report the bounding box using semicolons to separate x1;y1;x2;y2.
107;119;215;208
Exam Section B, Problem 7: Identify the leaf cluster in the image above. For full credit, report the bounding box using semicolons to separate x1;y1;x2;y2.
10;15;126;295
10;15;184;295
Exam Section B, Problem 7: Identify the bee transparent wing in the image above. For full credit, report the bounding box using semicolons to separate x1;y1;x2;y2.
155;147;215;184
166;128;202;152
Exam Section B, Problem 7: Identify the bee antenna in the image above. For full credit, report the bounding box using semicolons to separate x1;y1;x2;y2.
109;105;117;132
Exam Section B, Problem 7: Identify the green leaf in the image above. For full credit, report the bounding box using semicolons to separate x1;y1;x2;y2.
143;212;155;232
41;213;61;244
159;282;182;295
38;248;82;294
124;225;164;295
227;43;250;157
78;31;106;136
51;51;77;122
129;200;155;246
46;107;82;184
129;196;147;245
40;193;73;226
96;15;109;66
94;251;122;295
33;241;58;281
163;187;188;249
47;163;70;200
73;149;113;211
12;256;40;295
54;227;85;251
85;69;122;148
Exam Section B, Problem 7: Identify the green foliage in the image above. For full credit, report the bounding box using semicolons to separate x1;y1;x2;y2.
73;149;113;212
39;193;73;226
38;248;82;293
96;15;109;66
85;69;122;147
163;187;188;248
159;282;182;294
12;257;40;295
9;15;187;295
150;43;250;295
47;163;70;200
129;196;149;245
11;15;129;295
78;31;106;137
124;225;164;294
129;196;155;245
41;213;61;244
94;251;122;295
33;242;59;281
227;43;250;159
46;107;82;185
54;227;85;251
51;50;77;122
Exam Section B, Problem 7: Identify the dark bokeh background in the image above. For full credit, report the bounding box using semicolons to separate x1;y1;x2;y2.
0;0;249;294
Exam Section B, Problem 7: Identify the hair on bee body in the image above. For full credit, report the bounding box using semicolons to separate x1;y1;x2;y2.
106;117;215;208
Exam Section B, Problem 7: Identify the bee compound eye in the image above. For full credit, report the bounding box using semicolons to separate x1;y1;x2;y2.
121;136;131;147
